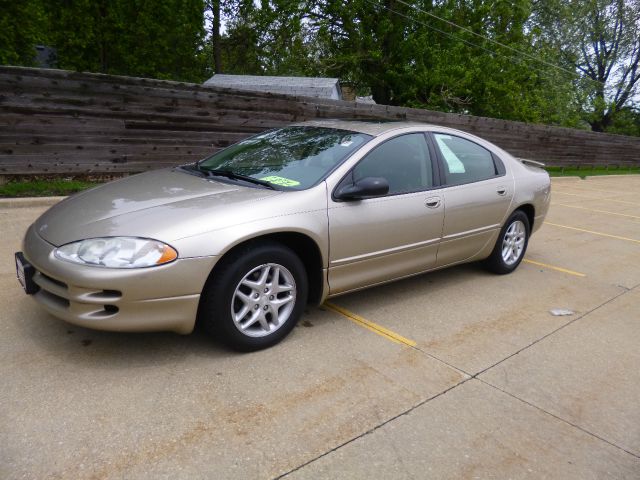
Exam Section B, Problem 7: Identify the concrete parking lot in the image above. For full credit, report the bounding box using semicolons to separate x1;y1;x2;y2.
1;176;639;479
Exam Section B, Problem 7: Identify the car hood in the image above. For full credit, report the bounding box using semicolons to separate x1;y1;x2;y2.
35;168;282;246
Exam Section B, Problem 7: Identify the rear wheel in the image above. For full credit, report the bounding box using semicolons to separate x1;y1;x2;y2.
484;210;530;274
198;242;308;351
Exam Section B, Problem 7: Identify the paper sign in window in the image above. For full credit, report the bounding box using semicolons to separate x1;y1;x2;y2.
260;175;301;187
435;136;466;173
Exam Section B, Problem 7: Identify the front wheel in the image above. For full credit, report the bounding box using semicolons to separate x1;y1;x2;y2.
483;210;530;274
198;242;308;351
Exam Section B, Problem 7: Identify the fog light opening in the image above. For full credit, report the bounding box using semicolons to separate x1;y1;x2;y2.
103;305;119;314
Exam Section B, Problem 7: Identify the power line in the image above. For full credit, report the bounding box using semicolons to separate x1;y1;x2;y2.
397;0;590;81
367;0;604;86
365;0;518;61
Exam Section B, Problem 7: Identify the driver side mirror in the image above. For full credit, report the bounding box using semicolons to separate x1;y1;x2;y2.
334;176;389;201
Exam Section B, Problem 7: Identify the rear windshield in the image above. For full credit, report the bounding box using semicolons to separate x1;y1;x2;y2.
198;126;372;190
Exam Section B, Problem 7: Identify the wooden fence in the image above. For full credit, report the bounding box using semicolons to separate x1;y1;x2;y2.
1;66;639;175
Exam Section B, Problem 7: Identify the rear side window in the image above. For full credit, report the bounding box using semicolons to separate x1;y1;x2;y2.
434;134;499;185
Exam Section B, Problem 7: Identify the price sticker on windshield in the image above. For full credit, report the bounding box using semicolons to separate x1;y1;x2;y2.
260;176;301;187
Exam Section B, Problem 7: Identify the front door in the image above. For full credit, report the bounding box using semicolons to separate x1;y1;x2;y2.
327;133;444;294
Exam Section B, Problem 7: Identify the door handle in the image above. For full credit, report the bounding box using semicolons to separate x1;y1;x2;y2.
497;186;507;196
425;197;441;208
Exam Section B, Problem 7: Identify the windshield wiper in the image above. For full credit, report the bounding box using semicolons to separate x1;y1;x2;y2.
177;163;207;178
201;168;276;190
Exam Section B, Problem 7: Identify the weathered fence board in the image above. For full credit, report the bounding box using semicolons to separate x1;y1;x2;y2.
1;66;639;175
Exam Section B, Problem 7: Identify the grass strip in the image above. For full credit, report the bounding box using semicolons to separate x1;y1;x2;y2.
0;179;102;197
546;165;640;178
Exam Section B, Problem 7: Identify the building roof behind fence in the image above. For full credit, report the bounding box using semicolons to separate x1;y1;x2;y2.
204;74;342;100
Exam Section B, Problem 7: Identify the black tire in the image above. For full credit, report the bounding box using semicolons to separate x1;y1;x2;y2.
483;210;530;275
198;241;308;351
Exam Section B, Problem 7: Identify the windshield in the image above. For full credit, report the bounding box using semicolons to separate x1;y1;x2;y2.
197;126;372;190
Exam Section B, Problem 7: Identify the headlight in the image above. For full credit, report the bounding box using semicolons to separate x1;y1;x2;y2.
55;237;178;268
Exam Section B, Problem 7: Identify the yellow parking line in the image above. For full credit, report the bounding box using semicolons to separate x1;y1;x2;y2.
554;191;639;206
552;203;640;220
324;302;417;347
523;259;586;277
544;222;640;244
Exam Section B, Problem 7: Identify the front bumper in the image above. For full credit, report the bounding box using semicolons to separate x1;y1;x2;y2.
21;225;219;334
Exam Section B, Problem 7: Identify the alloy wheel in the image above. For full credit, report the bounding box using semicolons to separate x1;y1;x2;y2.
501;220;526;266
231;263;297;337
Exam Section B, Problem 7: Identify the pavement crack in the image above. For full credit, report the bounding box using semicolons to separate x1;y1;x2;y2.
471;285;635;379
478;378;640;460
408;344;474;378
273;377;473;479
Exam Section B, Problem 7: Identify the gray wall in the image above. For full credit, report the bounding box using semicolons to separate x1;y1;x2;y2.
1;66;639;175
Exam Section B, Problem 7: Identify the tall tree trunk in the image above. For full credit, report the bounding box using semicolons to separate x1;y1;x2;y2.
98;1;108;73
212;0;221;73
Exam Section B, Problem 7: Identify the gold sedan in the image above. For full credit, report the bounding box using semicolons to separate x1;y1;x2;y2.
16;121;551;350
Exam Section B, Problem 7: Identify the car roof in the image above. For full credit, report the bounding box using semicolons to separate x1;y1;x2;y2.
292;119;435;136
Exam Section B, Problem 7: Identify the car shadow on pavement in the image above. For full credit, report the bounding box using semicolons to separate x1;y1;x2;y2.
333;262;490;304
14;304;340;371
14;304;245;369
13;262;489;370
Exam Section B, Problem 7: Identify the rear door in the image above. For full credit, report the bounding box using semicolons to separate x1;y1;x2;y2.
327;133;444;294
430;132;513;267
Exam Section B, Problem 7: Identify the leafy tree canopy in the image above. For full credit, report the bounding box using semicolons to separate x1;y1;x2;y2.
1;0;638;135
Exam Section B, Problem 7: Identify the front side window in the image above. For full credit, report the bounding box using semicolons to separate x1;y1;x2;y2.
433;134;498;185
198;126;372;190
352;133;433;195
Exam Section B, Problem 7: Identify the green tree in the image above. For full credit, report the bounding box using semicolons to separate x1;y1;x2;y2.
306;0;417;105
304;0;581;126
0;0;47;66
45;0;206;81
212;0;313;76
5;0;634;135
606;106;640;135
255;0;314;75
214;0;264;75
420;0;581;125
532;0;640;132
